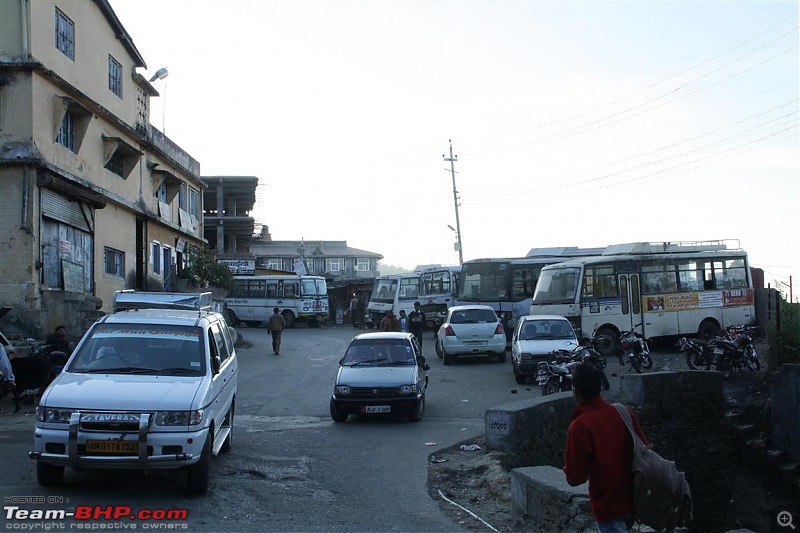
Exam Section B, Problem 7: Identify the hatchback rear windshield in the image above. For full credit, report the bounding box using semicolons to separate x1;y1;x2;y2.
449;309;498;324
68;323;205;375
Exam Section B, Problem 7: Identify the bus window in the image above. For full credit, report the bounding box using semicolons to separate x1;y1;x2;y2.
677;261;704;292
285;282;298;298
266;282;279;298
630;274;641;314
619;275;629;315
511;267;538;299
398;277;419;299
582;265;618;298
642;263;677;294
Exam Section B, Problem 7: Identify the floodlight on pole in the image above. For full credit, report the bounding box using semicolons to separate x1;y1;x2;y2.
148;68;169;134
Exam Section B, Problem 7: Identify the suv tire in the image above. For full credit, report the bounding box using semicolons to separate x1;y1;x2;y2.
187;432;211;495
36;461;64;486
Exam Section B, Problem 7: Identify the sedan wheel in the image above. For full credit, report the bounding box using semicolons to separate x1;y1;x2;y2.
435;340;443;359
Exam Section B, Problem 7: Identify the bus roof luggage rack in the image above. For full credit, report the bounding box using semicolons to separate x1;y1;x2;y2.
526;246;606;258
113;290;213;312
602;240;738;256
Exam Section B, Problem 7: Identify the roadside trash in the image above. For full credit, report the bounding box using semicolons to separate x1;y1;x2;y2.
511;389;517;394
430;456;448;463
460;444;481;452
425;442;437;446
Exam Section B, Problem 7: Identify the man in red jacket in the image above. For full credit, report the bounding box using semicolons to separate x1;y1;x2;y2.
563;362;648;533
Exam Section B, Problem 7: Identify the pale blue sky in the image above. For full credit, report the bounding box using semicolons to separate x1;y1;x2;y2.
109;0;799;291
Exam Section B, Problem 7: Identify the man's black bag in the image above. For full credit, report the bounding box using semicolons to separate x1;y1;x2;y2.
613;404;692;532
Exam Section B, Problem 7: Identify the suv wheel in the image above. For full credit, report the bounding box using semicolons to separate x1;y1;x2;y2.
187;432;211;495
220;404;234;454
36;461;64;486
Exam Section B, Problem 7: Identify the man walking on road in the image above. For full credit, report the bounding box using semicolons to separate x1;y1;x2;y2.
408;301;426;352
268;307;286;355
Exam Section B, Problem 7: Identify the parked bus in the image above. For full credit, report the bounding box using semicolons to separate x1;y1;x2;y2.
530;240;755;357
224;275;328;328
365;273;420;329
455;247;605;339
418;265;462;331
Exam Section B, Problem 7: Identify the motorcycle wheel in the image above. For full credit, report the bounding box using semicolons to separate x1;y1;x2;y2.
601;372;610;391
641;355;654;370
685;351;702;370
631;356;642;374
543;380;560;396
745;346;761;372
716;357;733;380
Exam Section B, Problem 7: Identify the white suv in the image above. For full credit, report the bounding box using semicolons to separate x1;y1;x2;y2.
29;291;238;494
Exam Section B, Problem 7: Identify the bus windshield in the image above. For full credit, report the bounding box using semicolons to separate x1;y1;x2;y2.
458;262;510;301
532;267;582;304
301;278;327;296
370;279;398;303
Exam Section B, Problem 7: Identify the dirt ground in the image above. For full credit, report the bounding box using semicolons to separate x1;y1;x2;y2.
426;351;787;533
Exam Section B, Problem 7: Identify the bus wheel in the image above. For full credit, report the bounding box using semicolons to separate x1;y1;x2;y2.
594;327;619;360
698;319;720;342
227;310;240;327
282;310;296;328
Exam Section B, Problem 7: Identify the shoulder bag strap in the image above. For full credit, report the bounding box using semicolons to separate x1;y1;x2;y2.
613;403;644;451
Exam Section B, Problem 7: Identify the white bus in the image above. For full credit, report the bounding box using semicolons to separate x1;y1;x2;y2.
418;265;462;331
365;273;420;329
224;275;329;328
530;241;755;357
455;247;605;340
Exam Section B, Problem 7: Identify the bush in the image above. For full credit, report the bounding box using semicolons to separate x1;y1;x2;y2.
765;292;800;370
178;247;234;290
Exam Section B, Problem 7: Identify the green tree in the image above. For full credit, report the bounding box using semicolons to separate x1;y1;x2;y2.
179;247;234;290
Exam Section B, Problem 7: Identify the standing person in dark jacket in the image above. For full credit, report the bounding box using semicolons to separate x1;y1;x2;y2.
268;307;286;355
408;301;426;353
563;361;648;533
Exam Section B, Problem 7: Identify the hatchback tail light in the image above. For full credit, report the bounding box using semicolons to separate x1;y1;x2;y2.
494;323;504;335
444;325;456;336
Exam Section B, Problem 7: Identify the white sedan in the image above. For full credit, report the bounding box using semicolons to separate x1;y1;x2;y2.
511;315;579;384
435;305;506;365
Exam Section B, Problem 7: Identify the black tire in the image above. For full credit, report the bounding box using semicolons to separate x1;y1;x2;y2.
543;380;560;396
186;432;211;495
513;362;526;385
745;346;761;372
220;403;234;454
716;357;733;380
698;319;720;343
594;327;619;360
282;311;296;329
329;398;347;422
685;351;702;370
496;351;506;363
601;372;610;391
631;356;642;373
641;355;654;369
443;349;454;366
408;396;425;422
36;461;64;486
435;340;443;359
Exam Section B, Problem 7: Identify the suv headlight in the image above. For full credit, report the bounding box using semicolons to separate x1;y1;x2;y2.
335;385;351;396
399;384;418;395
154;410;203;426
36;407;75;424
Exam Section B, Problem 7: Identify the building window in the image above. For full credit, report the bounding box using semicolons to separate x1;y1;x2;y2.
156;183;167;202
55;112;75;151
267;259;282;270
104;247;124;277
179;183;188;211
55;9;75;60
108;55;122;98
355;258;370;271
105;151;124;176
151;242;161;275
326;258;341;272
188;187;200;219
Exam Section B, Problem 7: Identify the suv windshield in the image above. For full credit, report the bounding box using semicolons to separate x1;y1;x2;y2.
68;323;205;375
342;339;415;366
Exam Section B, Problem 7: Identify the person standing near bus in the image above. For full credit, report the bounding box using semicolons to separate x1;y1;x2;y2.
409;301;426;352
268;307;286;355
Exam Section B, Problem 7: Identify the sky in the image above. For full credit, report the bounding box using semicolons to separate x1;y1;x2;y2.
108;0;799;292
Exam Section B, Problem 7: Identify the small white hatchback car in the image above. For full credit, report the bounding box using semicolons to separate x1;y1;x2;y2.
435;305;506;365
29;291;237;494
511;315;579;384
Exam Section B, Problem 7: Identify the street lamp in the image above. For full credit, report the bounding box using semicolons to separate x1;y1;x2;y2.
447;225;461;256
148;68;169;133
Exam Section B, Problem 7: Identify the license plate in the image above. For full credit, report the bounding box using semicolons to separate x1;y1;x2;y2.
464;340;487;346
536;376;548;385
85;440;138;454
362;405;390;414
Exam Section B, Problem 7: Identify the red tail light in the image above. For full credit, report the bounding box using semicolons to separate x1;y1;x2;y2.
494;323;505;335
444;325;455;336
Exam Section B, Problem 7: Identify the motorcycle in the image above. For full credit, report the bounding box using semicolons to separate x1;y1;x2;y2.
618;325;653;373
536;345;610;396
712;326;759;379
679;336;715;370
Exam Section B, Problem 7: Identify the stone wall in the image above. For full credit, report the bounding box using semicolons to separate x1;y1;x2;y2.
771;364;800;460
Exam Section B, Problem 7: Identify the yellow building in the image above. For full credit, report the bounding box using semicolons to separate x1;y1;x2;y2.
0;0;206;337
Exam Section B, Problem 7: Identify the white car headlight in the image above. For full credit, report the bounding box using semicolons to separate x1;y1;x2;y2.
335;385;352;396
521;353;533;361
399;384;418;395
154;410;203;426
36;407;75;424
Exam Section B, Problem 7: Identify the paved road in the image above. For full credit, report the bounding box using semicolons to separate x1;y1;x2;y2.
0;324;545;532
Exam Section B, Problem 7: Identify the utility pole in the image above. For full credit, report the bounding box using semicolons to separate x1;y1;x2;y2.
443;139;463;265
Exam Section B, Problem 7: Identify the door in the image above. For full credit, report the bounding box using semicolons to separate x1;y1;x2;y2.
618;274;644;334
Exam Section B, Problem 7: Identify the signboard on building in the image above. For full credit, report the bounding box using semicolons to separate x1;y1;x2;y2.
219;259;256;275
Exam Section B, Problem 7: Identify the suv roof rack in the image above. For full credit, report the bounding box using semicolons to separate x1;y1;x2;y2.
113;290;213;312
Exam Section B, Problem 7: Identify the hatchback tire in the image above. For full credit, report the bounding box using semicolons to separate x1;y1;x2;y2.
330;398;348;422
513;361;526;384
408;396;425;422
